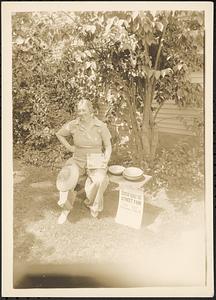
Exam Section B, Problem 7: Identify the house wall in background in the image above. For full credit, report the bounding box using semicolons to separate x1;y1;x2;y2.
155;71;203;136
98;71;203;149
155;102;202;136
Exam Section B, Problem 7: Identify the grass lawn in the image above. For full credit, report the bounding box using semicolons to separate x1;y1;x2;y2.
13;159;206;288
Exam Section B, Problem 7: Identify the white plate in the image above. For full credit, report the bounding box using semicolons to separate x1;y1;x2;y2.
123;167;144;178
123;173;144;181
108;165;125;175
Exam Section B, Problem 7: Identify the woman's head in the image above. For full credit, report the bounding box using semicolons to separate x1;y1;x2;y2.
77;99;94;120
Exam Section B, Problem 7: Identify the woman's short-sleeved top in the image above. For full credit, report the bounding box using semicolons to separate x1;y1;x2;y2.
58;117;111;149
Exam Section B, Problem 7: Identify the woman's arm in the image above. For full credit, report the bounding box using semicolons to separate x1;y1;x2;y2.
103;139;112;166
56;128;75;153
100;123;112;165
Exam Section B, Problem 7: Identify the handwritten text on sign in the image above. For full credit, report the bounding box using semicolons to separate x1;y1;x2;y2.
115;188;144;229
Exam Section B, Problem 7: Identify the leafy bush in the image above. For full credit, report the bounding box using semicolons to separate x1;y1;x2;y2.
12;12;76;151
149;139;204;196
12;11;204;184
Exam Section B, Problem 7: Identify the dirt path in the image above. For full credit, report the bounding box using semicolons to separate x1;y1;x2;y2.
13;160;206;287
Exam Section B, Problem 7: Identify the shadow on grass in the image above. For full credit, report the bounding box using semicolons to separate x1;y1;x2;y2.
14;231;55;263
66;183;120;222
13;161;163;266
103;185;164;227
13;163;59;263
142;203;164;227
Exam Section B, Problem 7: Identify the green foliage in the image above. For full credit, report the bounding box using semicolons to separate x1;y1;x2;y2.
70;10;204;162
13;12;74;148
13;11;204;177
148;113;204;196
149;138;204;196
12;12;89;164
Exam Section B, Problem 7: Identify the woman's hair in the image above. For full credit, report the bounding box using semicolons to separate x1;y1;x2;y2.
77;99;94;114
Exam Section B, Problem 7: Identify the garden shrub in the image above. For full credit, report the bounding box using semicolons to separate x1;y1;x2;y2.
12;12;204;198
149;138;204;197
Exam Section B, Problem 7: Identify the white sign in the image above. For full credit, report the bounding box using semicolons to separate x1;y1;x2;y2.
115;187;144;229
87;153;106;169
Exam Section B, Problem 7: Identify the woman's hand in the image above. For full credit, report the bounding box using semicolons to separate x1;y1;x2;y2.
56;133;75;153
103;156;110;168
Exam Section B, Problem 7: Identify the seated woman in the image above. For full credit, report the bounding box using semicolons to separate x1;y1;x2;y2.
56;99;112;224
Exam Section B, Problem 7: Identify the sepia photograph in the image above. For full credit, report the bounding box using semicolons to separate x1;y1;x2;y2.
2;1;214;297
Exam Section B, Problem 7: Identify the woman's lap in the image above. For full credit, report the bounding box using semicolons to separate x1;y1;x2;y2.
57;158;109;192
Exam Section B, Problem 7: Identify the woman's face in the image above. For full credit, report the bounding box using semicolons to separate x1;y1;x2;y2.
77;102;91;120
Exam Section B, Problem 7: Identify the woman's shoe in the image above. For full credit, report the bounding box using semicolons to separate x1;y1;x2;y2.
57;199;65;207
84;198;91;208
57;210;70;224
90;208;98;218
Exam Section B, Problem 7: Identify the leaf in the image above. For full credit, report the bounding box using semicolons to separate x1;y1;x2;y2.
197;15;204;26
85;61;91;69
161;69;166;78
151;10;157;18
130;57;137;68
74;53;82;62
40;41;48;49
177;64;183;71
121;42;131;51
15;36;25;45
154;70;161;80
148;69;154;78
104;17;115;35
145;35;155;46
161;68;173;76
131;71;137;77
177;89;183;98
142;65;149;76
155;22;164;32
25;37;31;44
85;25;96;34
117;19;125;26
133;21;140;32
81;52;86;59
91;25;96;34
173;64;183;72
132;11;139;20
190;30;199;38
144;23;152;33
126;14;132;23
85;50;92;57
123;20;129;28
91;61;97;70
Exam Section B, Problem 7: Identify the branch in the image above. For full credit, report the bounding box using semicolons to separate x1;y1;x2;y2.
144;40;150;62
153;100;166;122
62;11;75;22
154;11;173;70
154;26;167;70
151;12;173;104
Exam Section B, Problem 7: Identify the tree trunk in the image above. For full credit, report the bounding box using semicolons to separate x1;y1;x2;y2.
138;16;170;165
118;77;159;167
124;79;159;167
141;80;153;162
124;91;143;165
150;124;159;159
